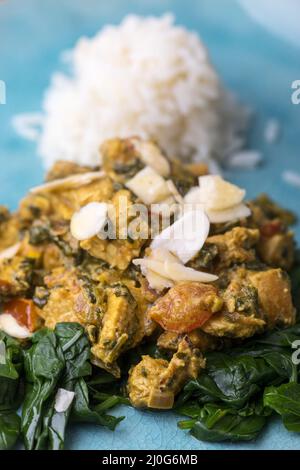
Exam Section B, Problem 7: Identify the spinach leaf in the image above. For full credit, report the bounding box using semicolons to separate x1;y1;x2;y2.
21;323;124;450
0;332;24;449
177;323;300;443
0;412;21;450
264;383;300;432
21;329;65;449
34;323;92;450
0;332;24;412
178;403;266;442
72;378;124;431
179;352;289;409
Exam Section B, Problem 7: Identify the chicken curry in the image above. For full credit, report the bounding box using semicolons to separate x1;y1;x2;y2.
0;138;296;411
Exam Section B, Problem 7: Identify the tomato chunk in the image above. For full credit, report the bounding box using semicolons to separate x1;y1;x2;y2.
149;282;223;334
3;298;39;332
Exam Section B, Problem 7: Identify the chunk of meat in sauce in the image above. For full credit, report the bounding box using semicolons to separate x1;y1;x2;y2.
248;268;296;328
202;268;266;339
206;227;260;271
0;206;20;252
91;283;145;377
127;338;205;409
45;160;96;182
0;256;34;302
157;329;222;353
37;267;105;329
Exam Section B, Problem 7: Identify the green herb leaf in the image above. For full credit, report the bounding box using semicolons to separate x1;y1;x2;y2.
0;412;21;450
264;383;300;432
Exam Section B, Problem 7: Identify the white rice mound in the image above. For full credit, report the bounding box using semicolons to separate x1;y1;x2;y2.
16;14;249;168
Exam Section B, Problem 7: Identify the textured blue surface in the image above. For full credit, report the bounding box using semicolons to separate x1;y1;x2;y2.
0;0;300;450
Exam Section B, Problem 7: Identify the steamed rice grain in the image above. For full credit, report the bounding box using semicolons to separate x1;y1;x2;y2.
14;14;249;169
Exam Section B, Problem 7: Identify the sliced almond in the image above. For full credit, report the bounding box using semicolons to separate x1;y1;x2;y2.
70;202;108;241
30;171;105;194
0;313;31;339
133;255;217;288
166;180;184;204
164;261;218;282
150;196;177;217
125;166;172;205
146;269;174;291
206;203;251;223
184;186;203;206
132;138;170;177
151;208;210;264
198;175;245;210
0;242;21;261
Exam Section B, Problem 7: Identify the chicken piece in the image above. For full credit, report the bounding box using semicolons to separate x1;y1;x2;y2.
206;227;260;271
45;160;96;181
127;356;169;409
91;283;145;377
0;207;20;251
185;162;208;177
258;229;295;271
101;138;145;183
248;195;296;270
46;177;115;221
18;194;52;226
19;176;114;222
28;218;80;270
80;189;146;269
169;160;197;196
157;329;222;353
202;311;265;339
149;282;223;334
0;256;34;302
249;194;296;227
37;267;105;329
248;268;296;329
127;338;205;409
202;268;266;339
95;267;159;337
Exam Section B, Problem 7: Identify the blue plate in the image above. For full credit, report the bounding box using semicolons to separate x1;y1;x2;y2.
0;0;300;450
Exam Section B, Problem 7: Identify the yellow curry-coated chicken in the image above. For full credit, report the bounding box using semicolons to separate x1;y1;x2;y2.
127;337;205;409
91;283;146;377
0;137;297;412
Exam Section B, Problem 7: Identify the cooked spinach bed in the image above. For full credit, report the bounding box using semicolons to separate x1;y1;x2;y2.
1;320;300;448
0;324;125;450
176;324;300;442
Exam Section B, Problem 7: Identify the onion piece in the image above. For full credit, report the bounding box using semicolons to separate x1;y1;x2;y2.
0;314;31;339
30;171;105;194
54;388;75;413
151;208;210;264
0;242;21;261
70;202;108;241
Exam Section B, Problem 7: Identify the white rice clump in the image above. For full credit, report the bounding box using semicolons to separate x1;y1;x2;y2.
14;14;249;168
